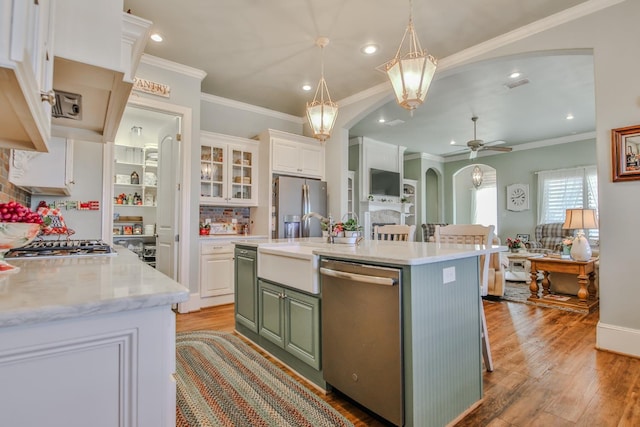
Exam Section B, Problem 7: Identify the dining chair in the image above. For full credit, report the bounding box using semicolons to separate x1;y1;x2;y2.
434;224;495;372
373;224;416;241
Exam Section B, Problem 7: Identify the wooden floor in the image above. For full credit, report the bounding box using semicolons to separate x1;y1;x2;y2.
176;300;640;426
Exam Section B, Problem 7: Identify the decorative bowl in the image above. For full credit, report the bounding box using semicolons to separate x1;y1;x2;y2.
0;222;41;273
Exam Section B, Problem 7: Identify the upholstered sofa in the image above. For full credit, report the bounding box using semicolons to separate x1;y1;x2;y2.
525;223;567;254
422;223;508;297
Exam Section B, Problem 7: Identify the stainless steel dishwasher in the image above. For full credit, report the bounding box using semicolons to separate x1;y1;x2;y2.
320;258;403;426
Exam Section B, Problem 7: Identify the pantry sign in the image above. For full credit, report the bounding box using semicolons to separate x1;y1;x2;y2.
133;77;170;98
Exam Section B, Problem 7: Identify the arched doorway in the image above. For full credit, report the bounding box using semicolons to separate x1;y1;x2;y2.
424;168;440;223
453;164;497;231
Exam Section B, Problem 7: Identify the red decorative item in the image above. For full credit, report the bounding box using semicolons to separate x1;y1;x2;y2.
37;207;75;238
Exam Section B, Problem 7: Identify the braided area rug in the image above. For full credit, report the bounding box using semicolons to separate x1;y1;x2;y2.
176;331;353;427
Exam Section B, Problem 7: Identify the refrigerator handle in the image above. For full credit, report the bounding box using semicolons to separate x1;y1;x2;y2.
302;184;310;237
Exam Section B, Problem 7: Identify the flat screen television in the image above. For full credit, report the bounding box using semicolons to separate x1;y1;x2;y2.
370;168;401;197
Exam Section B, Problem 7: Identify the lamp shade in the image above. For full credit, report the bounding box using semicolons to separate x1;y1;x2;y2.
471;165;483;189
306;78;338;142
562;208;598;230
384;53;437;111
379;1;437;112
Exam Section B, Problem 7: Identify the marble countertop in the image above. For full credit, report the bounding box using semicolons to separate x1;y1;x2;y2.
234;237;506;266
0;247;189;328
199;234;268;241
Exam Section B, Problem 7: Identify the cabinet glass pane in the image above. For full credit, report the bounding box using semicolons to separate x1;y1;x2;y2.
200;183;212;198
201;162;211;180
201;146;212;161
212;147;224;163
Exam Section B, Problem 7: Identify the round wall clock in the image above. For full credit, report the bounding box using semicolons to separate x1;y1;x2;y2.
507;184;529;211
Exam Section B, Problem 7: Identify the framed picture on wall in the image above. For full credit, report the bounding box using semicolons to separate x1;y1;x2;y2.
612;124;640;181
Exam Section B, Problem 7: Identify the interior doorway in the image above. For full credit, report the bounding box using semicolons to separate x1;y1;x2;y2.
106;100;184;282
453;164;497;231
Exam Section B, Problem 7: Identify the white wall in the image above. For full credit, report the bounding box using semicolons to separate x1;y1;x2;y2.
33;140;104;240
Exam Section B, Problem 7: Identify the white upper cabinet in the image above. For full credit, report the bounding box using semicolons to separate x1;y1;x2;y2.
0;0;55;152
51;4;151;143
9;136;74;196
200;131;259;206
0;2;151;151
261;129;325;179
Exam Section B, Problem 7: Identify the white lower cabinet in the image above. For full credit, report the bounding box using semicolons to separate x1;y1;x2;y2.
199;240;235;308
0;306;177;427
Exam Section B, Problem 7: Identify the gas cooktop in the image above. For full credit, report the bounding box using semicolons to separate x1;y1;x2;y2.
5;239;115;259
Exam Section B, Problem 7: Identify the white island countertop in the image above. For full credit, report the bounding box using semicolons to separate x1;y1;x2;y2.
0;246;189;328
233;237;506;266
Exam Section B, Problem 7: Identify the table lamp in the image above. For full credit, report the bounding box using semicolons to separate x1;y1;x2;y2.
562;208;598;261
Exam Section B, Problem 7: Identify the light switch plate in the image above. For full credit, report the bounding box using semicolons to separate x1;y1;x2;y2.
443;266;456;284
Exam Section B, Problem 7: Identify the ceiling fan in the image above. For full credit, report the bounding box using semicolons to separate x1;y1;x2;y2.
460;116;513;159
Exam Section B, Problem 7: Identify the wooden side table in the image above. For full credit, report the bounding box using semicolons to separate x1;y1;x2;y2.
528;257;598;313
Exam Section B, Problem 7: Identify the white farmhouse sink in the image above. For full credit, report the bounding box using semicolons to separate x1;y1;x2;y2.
258;244;320;294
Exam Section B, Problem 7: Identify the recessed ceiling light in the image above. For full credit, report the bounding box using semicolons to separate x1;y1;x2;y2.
509;72;521;79
302;84;312;91
378;118;386;123
361;44;379;55
450;140;456;145
566;113;574;120
150;33;163;42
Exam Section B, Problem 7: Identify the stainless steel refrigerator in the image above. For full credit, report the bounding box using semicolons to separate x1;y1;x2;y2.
273;176;327;238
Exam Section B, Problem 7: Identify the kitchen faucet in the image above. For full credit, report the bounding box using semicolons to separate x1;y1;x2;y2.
301;212;334;243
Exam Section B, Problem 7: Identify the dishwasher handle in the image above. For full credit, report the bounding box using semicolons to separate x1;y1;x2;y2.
320;267;397;286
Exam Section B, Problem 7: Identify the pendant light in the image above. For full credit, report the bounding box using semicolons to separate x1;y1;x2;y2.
472;165;483;189
379;0;437;112
306;37;338;142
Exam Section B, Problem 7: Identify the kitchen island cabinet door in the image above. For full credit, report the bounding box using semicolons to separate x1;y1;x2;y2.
234;246;258;333
258;280;321;370
283;288;321;370
258;280;285;347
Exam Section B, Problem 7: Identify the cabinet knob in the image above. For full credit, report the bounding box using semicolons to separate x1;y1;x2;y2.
40;90;56;106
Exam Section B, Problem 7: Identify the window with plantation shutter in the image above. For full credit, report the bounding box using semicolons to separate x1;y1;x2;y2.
537;166;598;241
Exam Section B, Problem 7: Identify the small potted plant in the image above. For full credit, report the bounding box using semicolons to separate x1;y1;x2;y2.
342;218;363;237
332;222;345;237
199;222;210;236
506;237;523;252
562;237;573;255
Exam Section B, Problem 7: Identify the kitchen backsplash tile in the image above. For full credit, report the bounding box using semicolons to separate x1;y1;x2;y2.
199;206;250;228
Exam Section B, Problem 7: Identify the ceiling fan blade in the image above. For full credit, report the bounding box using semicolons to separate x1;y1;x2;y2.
483;146;513;152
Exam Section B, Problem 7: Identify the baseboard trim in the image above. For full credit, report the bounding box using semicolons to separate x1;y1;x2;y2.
596;321;640;358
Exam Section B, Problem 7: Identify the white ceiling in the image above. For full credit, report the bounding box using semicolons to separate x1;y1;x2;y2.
122;0;596;156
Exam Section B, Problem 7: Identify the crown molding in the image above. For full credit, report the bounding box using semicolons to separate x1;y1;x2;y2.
140;54;207;80
405;152;445;163
200;93;304;124
437;0;624;72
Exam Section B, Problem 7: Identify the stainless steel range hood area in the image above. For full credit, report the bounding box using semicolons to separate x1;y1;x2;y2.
50;57;130;143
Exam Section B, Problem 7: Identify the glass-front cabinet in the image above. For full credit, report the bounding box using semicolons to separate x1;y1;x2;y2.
200;131;258;206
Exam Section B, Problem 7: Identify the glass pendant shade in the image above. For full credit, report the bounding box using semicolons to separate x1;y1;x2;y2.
472;165;483;189
306;37;338;142
306;77;338;142
380;1;437;111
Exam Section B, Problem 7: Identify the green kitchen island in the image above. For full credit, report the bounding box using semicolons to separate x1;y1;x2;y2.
234;238;504;427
